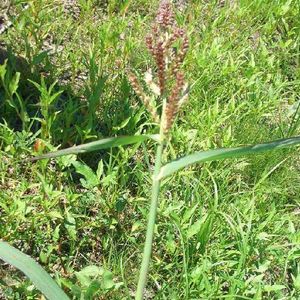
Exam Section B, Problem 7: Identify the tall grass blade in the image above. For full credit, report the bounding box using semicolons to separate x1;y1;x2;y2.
158;136;300;179
31;135;158;161
0;242;69;300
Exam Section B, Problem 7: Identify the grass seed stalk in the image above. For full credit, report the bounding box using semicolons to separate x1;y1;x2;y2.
129;1;190;298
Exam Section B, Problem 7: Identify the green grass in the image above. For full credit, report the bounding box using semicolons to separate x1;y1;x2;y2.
1;0;300;299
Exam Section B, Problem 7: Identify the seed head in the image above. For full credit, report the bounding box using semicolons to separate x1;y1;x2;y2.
163;71;185;133
156;0;175;29
128;0;189;134
154;40;166;95
128;72;160;123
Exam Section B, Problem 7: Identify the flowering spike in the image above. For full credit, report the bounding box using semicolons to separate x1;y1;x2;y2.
156;0;175;29
128;72;160;123
128;0;189;135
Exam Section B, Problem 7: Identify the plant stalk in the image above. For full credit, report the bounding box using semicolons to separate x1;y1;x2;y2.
135;140;164;300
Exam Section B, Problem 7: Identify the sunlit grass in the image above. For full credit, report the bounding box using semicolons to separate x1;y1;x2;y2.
0;0;300;299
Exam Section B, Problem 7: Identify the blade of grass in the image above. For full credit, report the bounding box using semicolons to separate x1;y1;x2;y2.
158;136;300;179
30;134;159;161
0;242;69;300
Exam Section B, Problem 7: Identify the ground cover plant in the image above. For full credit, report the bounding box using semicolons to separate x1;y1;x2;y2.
0;0;300;299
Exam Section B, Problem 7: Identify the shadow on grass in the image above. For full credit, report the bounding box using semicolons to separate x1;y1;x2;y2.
0;46;146;170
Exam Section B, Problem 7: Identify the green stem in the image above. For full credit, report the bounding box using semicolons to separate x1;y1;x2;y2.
135;141;164;300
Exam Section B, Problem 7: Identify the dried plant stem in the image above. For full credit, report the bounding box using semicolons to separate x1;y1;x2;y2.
135;135;165;300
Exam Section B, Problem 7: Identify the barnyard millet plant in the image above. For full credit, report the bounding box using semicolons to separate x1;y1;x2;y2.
1;1;300;299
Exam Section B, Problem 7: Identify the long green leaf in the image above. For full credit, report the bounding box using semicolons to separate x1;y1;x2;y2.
158;136;300;179
31;135;158;161
0;242;69;300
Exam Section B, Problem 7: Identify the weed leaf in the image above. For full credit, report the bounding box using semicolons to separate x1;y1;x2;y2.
72;161;100;187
